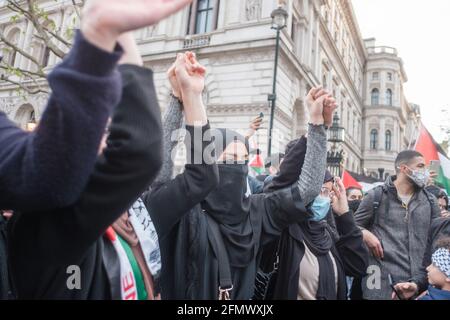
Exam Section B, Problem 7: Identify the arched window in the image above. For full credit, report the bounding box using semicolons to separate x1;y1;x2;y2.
5;28;21;67
385;130;392;151
371;88;379;105
15;104;36;130
386;89;393;106
370;129;378;150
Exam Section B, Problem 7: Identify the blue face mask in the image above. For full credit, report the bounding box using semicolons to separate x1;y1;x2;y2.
310;195;331;222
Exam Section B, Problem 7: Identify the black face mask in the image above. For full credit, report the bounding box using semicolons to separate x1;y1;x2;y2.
202;164;250;225
348;200;362;213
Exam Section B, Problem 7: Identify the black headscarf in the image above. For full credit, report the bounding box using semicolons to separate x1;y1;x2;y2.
264;136;337;299
264;137;307;193
201;129;255;267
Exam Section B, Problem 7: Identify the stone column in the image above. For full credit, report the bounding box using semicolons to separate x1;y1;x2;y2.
19;21;34;70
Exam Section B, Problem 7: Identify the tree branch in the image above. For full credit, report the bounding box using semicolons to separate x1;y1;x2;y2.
0;64;47;79
0;32;42;69
42;24;71;48
0;74;49;95
26;0;67;59
71;0;85;20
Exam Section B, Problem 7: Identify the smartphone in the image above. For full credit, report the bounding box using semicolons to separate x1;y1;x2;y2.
388;274;404;300
430;160;440;173
333;177;339;190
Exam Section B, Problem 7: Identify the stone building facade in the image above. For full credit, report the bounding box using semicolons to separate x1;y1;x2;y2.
0;0;421;177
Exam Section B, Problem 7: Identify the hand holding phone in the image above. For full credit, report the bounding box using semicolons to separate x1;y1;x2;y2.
429;160;440;174
389;274;404;300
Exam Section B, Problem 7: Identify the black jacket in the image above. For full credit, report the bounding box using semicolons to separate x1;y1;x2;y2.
148;177;313;299
142;123;219;300
272;211;369;300
7;65;163;300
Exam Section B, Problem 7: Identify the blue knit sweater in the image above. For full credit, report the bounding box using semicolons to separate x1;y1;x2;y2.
0;31;122;211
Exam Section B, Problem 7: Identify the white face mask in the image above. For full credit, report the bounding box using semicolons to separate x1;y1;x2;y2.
405;166;430;189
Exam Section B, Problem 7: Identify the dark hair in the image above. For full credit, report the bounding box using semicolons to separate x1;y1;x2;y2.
439;193;449;208
435;236;450;251
426;185;449;207
394;150;424;173
346;187;363;197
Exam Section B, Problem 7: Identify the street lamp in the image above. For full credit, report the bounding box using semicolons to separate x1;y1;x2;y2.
267;6;288;157
327;113;345;177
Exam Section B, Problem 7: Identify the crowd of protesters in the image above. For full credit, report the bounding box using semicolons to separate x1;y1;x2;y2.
0;0;449;301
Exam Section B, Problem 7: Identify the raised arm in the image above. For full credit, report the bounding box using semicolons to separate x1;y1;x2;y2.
0;31;122;211
142;53;219;239
25;33;164;265
296;88;335;205
149;61;185;190
0;0;193;211
260;89;336;239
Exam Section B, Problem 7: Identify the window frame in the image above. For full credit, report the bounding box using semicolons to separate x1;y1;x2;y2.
187;0;220;35
385;130;392;151
370;129;378;150
371;88;380;105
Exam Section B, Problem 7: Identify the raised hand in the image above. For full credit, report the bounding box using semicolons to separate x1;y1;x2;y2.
330;177;350;216
323;96;338;127
175;52;206;96
81;0;193;52
167;61;182;101
245;115;264;138
306;87;328;125
174;52;207;125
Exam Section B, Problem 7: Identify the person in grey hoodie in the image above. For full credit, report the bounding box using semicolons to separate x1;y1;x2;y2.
355;150;440;300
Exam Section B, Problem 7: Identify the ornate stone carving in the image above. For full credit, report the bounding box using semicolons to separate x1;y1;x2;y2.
0;97;16;116
245;0;262;21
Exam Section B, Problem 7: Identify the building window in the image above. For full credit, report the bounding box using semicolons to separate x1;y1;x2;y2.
386;89;393;106
371;88;379;105
385;130;392;151
370;129;378;150
42;46;51;67
322;74;328;90
5;28;20;67
188;0;220;35
387;72;393;81
372;72;379;80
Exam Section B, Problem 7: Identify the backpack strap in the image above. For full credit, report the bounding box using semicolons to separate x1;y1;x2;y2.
205;215;233;300
423;189;441;222
372;185;388;226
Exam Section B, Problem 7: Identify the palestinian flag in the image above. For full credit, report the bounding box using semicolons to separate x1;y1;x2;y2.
249;152;265;175
414;124;450;194
342;170;363;190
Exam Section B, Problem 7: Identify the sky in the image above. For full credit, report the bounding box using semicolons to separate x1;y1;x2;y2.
352;0;450;143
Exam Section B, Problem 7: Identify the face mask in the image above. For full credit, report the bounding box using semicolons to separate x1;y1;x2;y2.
310;195;331;222
406;167;430;189
202;164;250;225
348;200;362;213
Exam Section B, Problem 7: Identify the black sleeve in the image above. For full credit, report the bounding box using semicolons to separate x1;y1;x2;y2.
334;211;369;277
0;31;122;211
141;124;219;240
260;185;312;245
34;65;163;264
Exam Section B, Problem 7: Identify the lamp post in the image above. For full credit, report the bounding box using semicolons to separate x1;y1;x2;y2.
327;113;345;177
267;6;288;157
